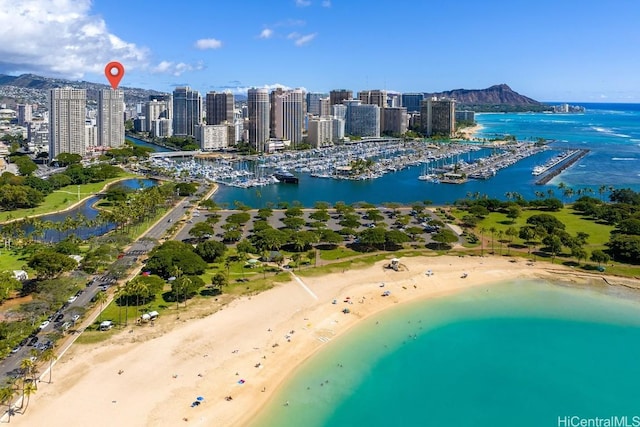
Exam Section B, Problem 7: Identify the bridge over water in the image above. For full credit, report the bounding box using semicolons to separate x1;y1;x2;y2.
149;150;201;158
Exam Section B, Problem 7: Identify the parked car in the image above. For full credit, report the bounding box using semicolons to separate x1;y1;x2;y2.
54;313;64;322
67;295;78;304
71;314;80;323
11;346;20;354
28;336;38;346
39;320;50;330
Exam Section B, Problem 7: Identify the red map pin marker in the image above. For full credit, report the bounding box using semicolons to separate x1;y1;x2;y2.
105;61;125;89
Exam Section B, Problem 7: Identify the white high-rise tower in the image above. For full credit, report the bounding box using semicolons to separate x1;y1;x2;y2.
48;88;86;159
97;89;125;148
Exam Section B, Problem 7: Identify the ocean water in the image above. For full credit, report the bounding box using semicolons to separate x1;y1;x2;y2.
213;103;640;207
249;280;640;427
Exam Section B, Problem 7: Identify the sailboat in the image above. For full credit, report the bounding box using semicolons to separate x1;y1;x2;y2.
418;161;438;182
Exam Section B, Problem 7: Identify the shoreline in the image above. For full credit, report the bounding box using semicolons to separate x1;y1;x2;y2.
0;175;137;225
9;255;631;427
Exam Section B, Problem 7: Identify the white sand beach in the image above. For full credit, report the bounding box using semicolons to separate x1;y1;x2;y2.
10;255;622;426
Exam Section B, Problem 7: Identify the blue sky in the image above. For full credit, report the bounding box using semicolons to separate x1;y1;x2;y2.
1;0;639;102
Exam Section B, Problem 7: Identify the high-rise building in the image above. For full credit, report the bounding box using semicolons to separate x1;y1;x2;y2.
269;88;285;138
145;99;171;132
383;107;408;135
421;98;456;137
272;89;304;146
308;117;333;148
85;125;97;149
344;100;380;138
329;89;353;106
455;110;475;122
48;88;86;158
195;124;231;151
149;94;173;121
319;97;331;117
17;104;32;126
358;90;388;108
388;92;402;108
172;86;202;137
247;88;270;152
332;104;347;122
97;89;125;149
151;119;173;138
333;117;345;141
306;92;327;116
401;93;424;113
205;91;234;125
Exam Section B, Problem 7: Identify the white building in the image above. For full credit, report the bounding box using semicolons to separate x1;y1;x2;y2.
48;88;86;158
145;99;171;132
17;104;32;126
97;89;125;148
308;117;333;148
151;118;173;138
272;89;304;147
196;124;229;151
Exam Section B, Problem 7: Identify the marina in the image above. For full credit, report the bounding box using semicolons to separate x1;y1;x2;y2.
139;138;553;189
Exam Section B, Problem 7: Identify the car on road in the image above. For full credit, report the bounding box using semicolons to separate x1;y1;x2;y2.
39;320;50;330
67;295;78;303
71;314;80;323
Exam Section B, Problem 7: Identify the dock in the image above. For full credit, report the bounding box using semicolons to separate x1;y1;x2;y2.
535;149;590;185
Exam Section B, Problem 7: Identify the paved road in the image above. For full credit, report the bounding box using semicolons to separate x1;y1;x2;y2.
0;187;206;383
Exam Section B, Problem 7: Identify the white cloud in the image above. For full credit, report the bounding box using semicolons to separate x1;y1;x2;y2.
294;33;318;46
195;38;222;50
287;32;301;40
0;0;148;78
295;0;312;6
259;28;274;39
224;83;308;95
321;0;331;7
151;61;204;77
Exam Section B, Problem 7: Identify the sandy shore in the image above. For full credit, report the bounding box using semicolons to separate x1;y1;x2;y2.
10;255;626;426
457;123;484;139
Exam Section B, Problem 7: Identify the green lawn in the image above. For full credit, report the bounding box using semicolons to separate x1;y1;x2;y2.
469;206;614;251
0;248;31;272
0;173;136;223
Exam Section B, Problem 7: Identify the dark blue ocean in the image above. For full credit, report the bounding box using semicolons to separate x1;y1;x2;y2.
213;103;640;207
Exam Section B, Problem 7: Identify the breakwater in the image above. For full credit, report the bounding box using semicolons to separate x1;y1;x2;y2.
535;149;590;185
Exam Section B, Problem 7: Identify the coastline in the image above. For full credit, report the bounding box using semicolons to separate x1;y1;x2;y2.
9;254;627;427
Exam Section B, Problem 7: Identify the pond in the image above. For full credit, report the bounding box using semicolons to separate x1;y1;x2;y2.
17;178;158;242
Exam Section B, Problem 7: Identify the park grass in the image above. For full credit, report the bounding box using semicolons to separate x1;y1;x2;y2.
0;173;137;223
0;248;30;271
318;246;358;261
471;206;614;251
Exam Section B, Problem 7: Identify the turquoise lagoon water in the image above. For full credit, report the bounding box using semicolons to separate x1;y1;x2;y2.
250;280;640;427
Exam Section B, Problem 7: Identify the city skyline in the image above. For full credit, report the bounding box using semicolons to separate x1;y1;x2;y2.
1;1;640;102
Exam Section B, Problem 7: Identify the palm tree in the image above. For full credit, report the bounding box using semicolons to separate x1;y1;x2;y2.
94;290;108;322
479;227;487;256
489;226;497;254
497;230;504;255
39;348;57;384
20;382;36;414
0;385;16;422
